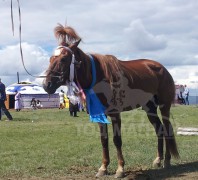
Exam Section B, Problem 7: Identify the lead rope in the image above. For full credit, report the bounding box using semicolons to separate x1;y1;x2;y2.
10;0;50;78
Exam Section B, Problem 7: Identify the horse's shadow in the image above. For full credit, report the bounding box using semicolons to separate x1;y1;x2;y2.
125;161;198;180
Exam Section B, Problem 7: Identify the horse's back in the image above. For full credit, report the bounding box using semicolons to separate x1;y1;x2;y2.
119;59;165;74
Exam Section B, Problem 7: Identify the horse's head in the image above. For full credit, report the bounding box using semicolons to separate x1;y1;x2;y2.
43;40;81;94
43;24;81;94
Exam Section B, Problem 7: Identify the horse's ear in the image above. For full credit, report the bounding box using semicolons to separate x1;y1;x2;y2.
69;39;81;52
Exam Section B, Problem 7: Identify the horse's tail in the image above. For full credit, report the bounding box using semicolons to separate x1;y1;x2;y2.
158;65;179;159
166;130;180;159
161;107;180;159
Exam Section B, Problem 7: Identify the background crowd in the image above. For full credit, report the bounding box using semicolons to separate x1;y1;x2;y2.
175;84;189;105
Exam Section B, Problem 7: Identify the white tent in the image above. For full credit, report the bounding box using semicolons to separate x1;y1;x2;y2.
6;82;59;109
6;83;47;94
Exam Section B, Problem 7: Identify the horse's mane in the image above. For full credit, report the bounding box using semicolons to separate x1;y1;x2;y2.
93;54;125;84
54;24;81;45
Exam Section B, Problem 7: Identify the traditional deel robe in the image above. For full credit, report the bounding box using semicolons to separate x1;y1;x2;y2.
15;92;22;110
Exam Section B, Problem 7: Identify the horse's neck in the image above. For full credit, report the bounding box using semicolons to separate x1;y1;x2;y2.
74;50;93;89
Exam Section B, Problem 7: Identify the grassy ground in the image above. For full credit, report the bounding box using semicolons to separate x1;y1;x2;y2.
0;105;198;179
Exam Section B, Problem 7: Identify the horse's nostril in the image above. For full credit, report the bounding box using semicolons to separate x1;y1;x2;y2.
47;81;52;88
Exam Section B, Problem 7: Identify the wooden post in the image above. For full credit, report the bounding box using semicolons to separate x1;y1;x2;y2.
17;72;20;84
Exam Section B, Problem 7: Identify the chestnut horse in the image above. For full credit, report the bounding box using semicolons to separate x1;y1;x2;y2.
43;24;179;178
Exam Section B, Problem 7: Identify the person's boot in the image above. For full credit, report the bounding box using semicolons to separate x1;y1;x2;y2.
74;112;78;117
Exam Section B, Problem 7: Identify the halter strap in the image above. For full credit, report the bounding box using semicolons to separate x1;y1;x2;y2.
69;54;75;82
53;45;75;82
56;46;73;54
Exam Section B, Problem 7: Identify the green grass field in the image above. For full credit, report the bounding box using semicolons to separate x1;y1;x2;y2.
0;105;198;179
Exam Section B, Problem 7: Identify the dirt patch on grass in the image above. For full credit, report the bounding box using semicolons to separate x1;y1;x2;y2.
2;161;198;180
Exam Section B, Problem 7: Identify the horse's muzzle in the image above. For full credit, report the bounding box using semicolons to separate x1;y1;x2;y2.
43;80;57;94
47;81;52;89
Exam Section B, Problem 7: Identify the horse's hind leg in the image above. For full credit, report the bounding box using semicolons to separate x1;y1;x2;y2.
96;123;110;177
110;113;125;178
143;99;164;168
160;105;179;168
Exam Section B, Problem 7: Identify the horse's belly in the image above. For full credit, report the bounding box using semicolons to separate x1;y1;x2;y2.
105;89;153;114
94;80;154;114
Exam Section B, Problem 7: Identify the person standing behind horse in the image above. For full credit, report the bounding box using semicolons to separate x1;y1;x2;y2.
0;78;13;121
59;90;65;109
15;90;22;111
36;100;43;109
184;84;189;105
67;86;80;117
68;93;79;117
179;85;185;104
30;98;37;110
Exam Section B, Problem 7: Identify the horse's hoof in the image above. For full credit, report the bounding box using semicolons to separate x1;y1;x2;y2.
152;157;161;168
163;160;171;168
114;171;125;178
95;170;107;177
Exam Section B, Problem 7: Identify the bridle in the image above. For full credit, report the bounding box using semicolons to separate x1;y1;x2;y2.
49;45;80;85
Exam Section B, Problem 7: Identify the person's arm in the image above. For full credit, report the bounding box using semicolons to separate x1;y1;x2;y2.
2;84;7;101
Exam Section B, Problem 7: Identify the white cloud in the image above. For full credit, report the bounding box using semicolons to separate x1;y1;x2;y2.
0;43;49;86
0;43;49;75
167;65;198;89
123;19;167;51
1;0;198;90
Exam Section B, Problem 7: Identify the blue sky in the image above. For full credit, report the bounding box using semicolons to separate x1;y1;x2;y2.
0;0;198;91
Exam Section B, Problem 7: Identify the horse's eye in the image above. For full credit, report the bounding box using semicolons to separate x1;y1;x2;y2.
50;56;55;63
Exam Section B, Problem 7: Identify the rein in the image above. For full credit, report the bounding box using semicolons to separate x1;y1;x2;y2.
10;1;79;81
10;0;55;79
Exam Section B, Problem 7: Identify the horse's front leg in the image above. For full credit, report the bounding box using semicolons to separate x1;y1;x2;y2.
96;123;110;177
111;113;125;178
